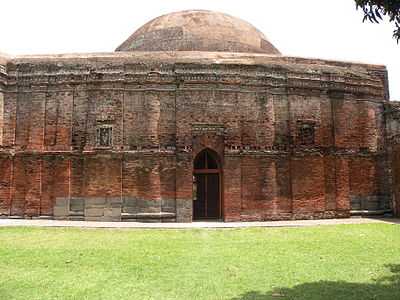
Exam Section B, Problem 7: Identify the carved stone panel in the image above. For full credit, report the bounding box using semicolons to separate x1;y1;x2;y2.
96;125;113;148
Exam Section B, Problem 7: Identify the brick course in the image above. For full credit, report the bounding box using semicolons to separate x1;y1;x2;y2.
0;47;395;221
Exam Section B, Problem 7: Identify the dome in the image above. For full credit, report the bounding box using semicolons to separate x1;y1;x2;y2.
116;10;280;55
0;51;10;66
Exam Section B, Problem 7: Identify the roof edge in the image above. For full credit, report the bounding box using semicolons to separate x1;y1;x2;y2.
6;51;387;71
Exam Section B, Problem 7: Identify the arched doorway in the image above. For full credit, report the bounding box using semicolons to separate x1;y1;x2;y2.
193;149;222;220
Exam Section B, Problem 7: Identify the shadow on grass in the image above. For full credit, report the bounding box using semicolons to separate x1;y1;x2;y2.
373;217;400;225
231;264;400;300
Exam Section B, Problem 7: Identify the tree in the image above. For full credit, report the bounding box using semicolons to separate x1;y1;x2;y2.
355;0;400;42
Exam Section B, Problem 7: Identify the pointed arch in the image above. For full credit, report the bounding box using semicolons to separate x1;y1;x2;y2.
194;148;221;171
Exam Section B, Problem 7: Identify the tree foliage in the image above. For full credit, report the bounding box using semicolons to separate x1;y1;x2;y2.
355;0;400;42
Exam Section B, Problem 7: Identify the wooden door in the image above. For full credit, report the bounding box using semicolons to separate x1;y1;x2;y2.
193;173;220;219
193;149;221;220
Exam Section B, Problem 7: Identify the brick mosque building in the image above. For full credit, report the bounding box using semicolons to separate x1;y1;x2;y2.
0;10;399;222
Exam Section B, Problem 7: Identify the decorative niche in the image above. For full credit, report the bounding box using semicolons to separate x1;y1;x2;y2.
296;120;316;146
96;125;113;148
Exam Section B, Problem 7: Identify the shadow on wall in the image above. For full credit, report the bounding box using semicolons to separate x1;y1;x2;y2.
231;264;400;300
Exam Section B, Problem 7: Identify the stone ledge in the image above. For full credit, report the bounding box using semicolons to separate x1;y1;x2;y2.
121;212;176;220
69;212;84;217
350;209;392;216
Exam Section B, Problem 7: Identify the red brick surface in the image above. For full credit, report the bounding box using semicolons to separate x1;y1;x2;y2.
0;52;394;221
387;104;400;217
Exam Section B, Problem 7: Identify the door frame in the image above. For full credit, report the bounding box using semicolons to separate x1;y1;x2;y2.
193;148;223;220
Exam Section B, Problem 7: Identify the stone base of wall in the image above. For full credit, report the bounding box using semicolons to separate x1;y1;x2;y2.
53;197;123;221
350;195;392;211
225;211;351;222
1;209;353;223
393;196;400;217
50;197;178;222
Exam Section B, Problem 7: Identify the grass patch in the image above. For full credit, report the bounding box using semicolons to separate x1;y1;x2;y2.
0;224;399;299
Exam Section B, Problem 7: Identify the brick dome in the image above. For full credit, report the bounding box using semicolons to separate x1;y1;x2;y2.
0;51;10;65
116;10;281;55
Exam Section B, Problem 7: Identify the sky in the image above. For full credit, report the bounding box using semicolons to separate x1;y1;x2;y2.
1;0;399;99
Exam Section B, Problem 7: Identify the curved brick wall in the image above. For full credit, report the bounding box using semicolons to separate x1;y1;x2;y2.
0;51;394;221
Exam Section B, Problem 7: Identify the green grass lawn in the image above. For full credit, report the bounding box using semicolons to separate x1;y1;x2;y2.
0;224;399;300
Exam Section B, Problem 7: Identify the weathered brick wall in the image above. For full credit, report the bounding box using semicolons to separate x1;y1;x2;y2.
0;88;3;145
391;144;400;216
0;52;391;221
0;57;7;146
44;90;73;151
0;58;9;215
386;102;400;217
291;156;326;217
0;156;12;215
41;155;69;216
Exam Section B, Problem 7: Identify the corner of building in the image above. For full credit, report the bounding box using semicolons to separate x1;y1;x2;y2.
384;101;400;217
